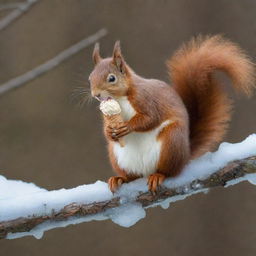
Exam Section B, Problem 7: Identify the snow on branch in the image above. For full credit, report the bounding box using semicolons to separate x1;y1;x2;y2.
0;0;40;31
0;28;108;96
0;134;256;240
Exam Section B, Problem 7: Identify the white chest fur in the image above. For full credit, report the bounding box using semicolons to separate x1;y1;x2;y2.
113;97;171;177
116;96;136;121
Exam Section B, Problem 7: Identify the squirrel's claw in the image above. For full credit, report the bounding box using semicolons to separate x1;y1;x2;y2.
147;173;166;193
108;176;127;193
114;128;130;139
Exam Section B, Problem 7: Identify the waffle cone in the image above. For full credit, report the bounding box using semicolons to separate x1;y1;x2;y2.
105;114;125;147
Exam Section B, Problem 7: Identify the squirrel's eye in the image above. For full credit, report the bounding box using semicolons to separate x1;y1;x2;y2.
107;74;117;84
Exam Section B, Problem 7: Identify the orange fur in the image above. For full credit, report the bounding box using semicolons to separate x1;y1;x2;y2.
168;35;255;158
157;122;190;177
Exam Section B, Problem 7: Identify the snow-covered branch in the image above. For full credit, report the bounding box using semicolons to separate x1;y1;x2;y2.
0;28;107;96
0;134;256;240
0;0;40;31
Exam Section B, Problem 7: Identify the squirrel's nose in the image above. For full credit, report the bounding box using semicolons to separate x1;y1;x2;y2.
91;90;101;99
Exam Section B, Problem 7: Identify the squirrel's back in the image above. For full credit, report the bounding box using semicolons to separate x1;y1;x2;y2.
168;35;255;158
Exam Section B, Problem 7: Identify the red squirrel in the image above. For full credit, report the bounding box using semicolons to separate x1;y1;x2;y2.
88;35;255;193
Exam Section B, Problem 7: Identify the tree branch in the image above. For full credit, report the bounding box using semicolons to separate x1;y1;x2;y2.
0;156;255;240
0;0;40;31
0;2;27;11
0;28;107;96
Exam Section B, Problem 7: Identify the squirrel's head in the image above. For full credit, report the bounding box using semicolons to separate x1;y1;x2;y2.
89;41;131;101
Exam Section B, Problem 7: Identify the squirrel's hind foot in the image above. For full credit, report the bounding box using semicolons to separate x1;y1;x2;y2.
108;176;127;193
147;173;166;193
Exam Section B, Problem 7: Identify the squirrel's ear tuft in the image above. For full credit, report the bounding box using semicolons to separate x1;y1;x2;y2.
112;41;126;74
92;42;101;65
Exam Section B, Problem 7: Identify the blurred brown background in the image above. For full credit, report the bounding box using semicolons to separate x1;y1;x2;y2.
0;0;256;255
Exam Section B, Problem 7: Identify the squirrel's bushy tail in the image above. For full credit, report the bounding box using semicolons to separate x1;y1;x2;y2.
168;35;255;158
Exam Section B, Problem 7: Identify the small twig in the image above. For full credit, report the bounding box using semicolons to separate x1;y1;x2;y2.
0;156;255;239
0;28;108;96
0;2;28;11
0;0;40;31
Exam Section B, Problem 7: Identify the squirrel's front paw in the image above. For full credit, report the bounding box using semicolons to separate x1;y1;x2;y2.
107;122;131;140
108;176;127;193
147;173;166;193
105;126;119;141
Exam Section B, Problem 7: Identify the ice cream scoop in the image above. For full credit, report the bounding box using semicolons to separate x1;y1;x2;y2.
99;99;121;116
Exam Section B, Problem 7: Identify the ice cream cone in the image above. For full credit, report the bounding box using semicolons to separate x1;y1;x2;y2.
99;99;125;147
105;114;125;147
